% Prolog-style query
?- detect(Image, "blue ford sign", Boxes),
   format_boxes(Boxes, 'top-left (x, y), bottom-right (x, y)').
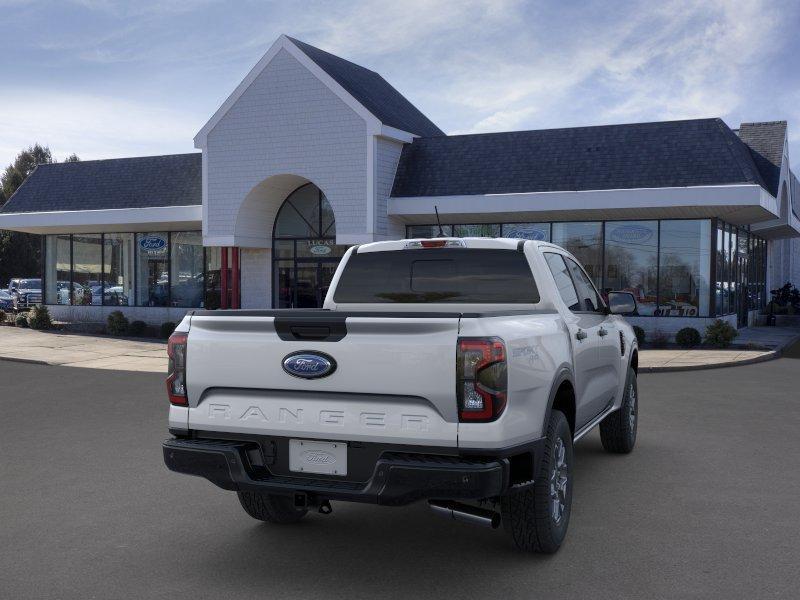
top-left (610, 224), bottom-right (654, 244)
top-left (138, 235), bottom-right (167, 252)
top-left (282, 351), bottom-right (336, 379)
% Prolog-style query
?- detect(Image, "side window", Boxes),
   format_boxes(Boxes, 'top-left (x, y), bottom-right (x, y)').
top-left (544, 253), bottom-right (580, 311)
top-left (564, 257), bottom-right (604, 313)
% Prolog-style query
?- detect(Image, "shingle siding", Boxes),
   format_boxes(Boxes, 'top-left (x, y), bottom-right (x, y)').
top-left (204, 48), bottom-right (368, 239)
top-left (375, 137), bottom-right (404, 237)
top-left (1, 153), bottom-right (201, 213)
top-left (392, 118), bottom-right (768, 198)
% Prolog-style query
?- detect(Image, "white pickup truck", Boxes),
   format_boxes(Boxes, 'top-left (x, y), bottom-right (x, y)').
top-left (163, 237), bottom-right (639, 553)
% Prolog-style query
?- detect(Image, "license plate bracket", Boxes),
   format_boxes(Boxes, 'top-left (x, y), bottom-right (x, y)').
top-left (289, 439), bottom-right (347, 476)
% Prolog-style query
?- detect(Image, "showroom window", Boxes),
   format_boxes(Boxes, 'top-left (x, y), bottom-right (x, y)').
top-left (44, 231), bottom-right (224, 310)
top-left (71, 234), bottom-right (102, 305)
top-left (136, 232), bottom-right (170, 307)
top-left (551, 222), bottom-right (603, 289)
top-left (604, 221), bottom-right (658, 315)
top-left (503, 223), bottom-right (551, 241)
top-left (170, 231), bottom-right (204, 308)
top-left (658, 220), bottom-right (711, 317)
top-left (44, 234), bottom-right (72, 305)
top-left (103, 233), bottom-right (134, 306)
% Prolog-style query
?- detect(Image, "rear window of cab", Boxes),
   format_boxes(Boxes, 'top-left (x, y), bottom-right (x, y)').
top-left (333, 248), bottom-right (540, 304)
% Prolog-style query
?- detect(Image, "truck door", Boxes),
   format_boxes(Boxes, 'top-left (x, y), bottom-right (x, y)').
top-left (561, 257), bottom-right (620, 424)
top-left (544, 253), bottom-right (604, 429)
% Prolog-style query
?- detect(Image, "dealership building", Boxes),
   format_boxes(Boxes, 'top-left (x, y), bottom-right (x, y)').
top-left (1, 35), bottom-right (798, 333)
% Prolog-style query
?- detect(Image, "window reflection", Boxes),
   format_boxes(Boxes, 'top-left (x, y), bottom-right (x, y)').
top-left (503, 223), bottom-right (550, 241)
top-left (170, 232), bottom-right (203, 308)
top-left (44, 234), bottom-right (71, 305)
top-left (136, 232), bottom-right (169, 307)
top-left (658, 220), bottom-right (711, 317)
top-left (71, 235), bottom-right (103, 305)
top-left (103, 233), bottom-right (134, 306)
top-left (551, 222), bottom-right (602, 289)
top-left (603, 221), bottom-right (658, 315)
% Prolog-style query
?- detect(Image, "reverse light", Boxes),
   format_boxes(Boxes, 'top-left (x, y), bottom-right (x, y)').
top-left (456, 337), bottom-right (507, 422)
top-left (166, 331), bottom-right (188, 406)
top-left (405, 239), bottom-right (466, 249)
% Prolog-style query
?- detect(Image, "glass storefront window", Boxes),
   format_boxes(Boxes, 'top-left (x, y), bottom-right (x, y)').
top-left (604, 221), bottom-right (658, 315)
top-left (722, 225), bottom-right (731, 314)
top-left (136, 232), bottom-right (169, 307)
top-left (170, 231), bottom-right (203, 308)
top-left (103, 233), bottom-right (134, 306)
top-left (715, 221), bottom-right (724, 316)
top-left (407, 225), bottom-right (453, 237)
top-left (44, 234), bottom-right (71, 305)
top-left (503, 223), bottom-right (551, 241)
top-left (552, 222), bottom-right (602, 288)
top-left (71, 234), bottom-right (102, 305)
top-left (658, 220), bottom-right (711, 317)
top-left (453, 224), bottom-right (501, 237)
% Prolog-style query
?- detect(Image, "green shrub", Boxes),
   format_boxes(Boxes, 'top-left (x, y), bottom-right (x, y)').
top-left (27, 305), bottom-right (52, 330)
top-left (675, 327), bottom-right (701, 349)
top-left (650, 328), bottom-right (670, 348)
top-left (128, 320), bottom-right (147, 336)
top-left (160, 322), bottom-right (176, 339)
top-left (107, 310), bottom-right (129, 336)
top-left (0, 310), bottom-right (6, 325)
top-left (705, 319), bottom-right (738, 348)
top-left (15, 313), bottom-right (29, 328)
top-left (632, 325), bottom-right (646, 346)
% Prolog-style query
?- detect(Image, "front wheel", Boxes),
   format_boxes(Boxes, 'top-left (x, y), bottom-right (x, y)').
top-left (500, 409), bottom-right (573, 553)
top-left (599, 367), bottom-right (638, 453)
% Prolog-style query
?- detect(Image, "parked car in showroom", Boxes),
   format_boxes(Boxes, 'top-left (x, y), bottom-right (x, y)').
top-left (8, 278), bottom-right (42, 311)
top-left (163, 237), bottom-right (640, 554)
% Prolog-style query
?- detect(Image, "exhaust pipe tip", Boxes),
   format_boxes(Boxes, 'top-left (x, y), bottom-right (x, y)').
top-left (429, 500), bottom-right (501, 529)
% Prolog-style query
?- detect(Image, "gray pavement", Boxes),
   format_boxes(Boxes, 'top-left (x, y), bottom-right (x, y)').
top-left (1, 346), bottom-right (800, 599)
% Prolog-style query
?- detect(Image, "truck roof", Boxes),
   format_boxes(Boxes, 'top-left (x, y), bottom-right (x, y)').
top-left (356, 237), bottom-right (552, 253)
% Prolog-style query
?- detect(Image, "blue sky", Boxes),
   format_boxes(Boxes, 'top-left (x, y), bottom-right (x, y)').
top-left (1, 0), bottom-right (799, 169)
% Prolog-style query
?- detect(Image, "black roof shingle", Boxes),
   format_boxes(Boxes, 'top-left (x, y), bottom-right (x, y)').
top-left (288, 37), bottom-right (443, 138)
top-left (735, 121), bottom-right (787, 196)
top-left (391, 118), bottom-right (768, 197)
top-left (0, 153), bottom-right (201, 214)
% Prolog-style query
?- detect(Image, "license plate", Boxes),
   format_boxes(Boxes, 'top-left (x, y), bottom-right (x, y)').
top-left (289, 439), bottom-right (347, 476)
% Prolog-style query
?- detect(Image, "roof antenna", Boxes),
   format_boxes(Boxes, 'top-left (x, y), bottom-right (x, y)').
top-left (434, 205), bottom-right (445, 237)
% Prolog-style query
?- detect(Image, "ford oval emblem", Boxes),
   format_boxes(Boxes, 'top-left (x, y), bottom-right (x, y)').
top-left (282, 351), bottom-right (336, 379)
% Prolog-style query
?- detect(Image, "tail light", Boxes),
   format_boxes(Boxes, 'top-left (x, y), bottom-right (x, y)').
top-left (456, 337), bottom-right (507, 422)
top-left (166, 332), bottom-right (188, 406)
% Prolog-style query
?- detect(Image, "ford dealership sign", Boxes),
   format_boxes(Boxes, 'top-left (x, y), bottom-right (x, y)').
top-left (138, 235), bottom-right (167, 252)
top-left (610, 224), bottom-right (654, 244)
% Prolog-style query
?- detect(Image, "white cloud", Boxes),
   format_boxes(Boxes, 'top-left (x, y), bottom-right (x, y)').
top-left (0, 90), bottom-right (199, 166)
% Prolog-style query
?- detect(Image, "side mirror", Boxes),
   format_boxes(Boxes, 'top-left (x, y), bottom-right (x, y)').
top-left (608, 291), bottom-right (637, 315)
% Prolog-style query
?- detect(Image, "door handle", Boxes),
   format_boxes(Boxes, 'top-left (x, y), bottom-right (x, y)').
top-left (598, 327), bottom-right (608, 337)
top-left (576, 329), bottom-right (587, 341)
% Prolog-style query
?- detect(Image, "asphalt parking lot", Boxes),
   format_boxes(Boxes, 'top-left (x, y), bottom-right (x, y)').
top-left (2, 345), bottom-right (800, 600)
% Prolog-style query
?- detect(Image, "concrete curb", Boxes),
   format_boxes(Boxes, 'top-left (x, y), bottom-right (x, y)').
top-left (0, 355), bottom-right (51, 366)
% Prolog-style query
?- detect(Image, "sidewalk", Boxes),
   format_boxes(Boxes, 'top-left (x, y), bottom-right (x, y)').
top-left (0, 327), bottom-right (167, 372)
top-left (1, 325), bottom-right (799, 374)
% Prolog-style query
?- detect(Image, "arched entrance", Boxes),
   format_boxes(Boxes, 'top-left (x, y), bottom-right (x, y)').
top-left (272, 183), bottom-right (348, 307)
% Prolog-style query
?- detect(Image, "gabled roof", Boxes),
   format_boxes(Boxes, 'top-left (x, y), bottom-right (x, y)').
top-left (391, 118), bottom-right (768, 198)
top-left (735, 121), bottom-right (787, 196)
top-left (0, 153), bottom-right (201, 214)
top-left (286, 37), bottom-right (443, 138)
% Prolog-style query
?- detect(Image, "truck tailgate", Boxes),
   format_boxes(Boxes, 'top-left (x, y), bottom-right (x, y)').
top-left (185, 312), bottom-right (460, 446)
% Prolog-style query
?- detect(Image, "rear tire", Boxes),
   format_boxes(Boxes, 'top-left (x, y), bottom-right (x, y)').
top-left (500, 409), bottom-right (573, 553)
top-left (237, 491), bottom-right (308, 524)
top-left (599, 367), bottom-right (638, 454)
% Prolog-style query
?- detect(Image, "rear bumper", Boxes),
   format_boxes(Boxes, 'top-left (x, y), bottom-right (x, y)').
top-left (163, 437), bottom-right (541, 506)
